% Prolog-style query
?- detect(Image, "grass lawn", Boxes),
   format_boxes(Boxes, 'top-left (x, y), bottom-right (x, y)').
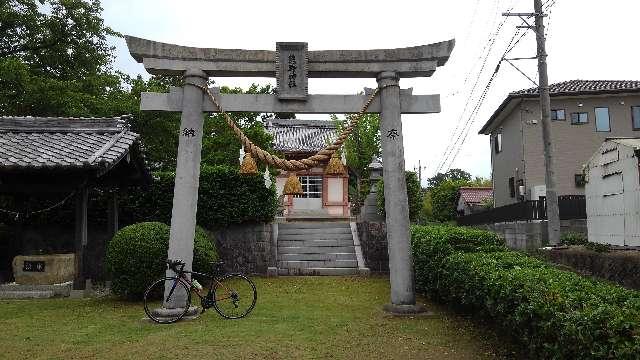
top-left (1, 276), bottom-right (517, 359)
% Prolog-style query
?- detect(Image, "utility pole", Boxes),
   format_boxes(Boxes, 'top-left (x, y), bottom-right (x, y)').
top-left (503, 0), bottom-right (560, 245)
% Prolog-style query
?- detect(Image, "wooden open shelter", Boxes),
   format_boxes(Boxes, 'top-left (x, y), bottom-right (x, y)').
top-left (0, 116), bottom-right (148, 289)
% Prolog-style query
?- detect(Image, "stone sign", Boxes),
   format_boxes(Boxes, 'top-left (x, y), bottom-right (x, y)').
top-left (276, 42), bottom-right (308, 100)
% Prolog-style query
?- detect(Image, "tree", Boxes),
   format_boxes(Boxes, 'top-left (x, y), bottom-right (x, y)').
top-left (430, 179), bottom-right (470, 222)
top-left (332, 113), bottom-right (381, 213)
top-left (0, 0), bottom-right (128, 117)
top-left (427, 168), bottom-right (472, 189)
top-left (376, 171), bottom-right (422, 223)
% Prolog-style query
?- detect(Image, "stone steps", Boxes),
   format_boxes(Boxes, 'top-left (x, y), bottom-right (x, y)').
top-left (278, 233), bottom-right (353, 241)
top-left (277, 221), bottom-right (358, 276)
top-left (0, 290), bottom-right (55, 299)
top-left (278, 260), bottom-right (357, 269)
top-left (279, 246), bottom-right (355, 254)
top-left (279, 239), bottom-right (354, 247)
top-left (0, 282), bottom-right (72, 298)
top-left (278, 267), bottom-right (359, 276)
top-left (278, 253), bottom-right (356, 261)
top-left (278, 228), bottom-right (352, 235)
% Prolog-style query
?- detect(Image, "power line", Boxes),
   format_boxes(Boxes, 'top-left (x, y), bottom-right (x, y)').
top-left (434, 3), bottom-right (515, 174)
top-left (436, 0), bottom-right (559, 173)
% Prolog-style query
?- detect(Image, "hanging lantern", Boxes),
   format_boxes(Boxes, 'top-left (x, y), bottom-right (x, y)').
top-left (283, 173), bottom-right (303, 195)
top-left (324, 152), bottom-right (346, 175)
top-left (240, 152), bottom-right (258, 175)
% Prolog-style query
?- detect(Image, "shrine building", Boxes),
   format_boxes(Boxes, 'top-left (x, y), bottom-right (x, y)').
top-left (266, 119), bottom-right (349, 218)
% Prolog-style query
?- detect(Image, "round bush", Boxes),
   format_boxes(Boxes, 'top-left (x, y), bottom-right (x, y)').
top-left (106, 222), bottom-right (217, 299)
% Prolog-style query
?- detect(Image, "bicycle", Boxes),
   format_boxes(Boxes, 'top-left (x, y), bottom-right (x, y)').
top-left (143, 259), bottom-right (257, 324)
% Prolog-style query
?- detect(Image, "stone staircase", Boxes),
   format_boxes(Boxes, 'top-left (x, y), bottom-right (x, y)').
top-left (277, 222), bottom-right (360, 275)
top-left (0, 282), bottom-right (72, 299)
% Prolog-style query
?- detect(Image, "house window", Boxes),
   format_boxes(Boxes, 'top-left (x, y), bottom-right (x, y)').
top-left (494, 132), bottom-right (502, 154)
top-left (575, 174), bottom-right (586, 187)
top-left (571, 112), bottom-right (588, 125)
top-left (595, 107), bottom-right (610, 132)
top-left (508, 177), bottom-right (515, 198)
top-left (551, 109), bottom-right (565, 121)
top-left (294, 175), bottom-right (323, 198)
top-left (632, 106), bottom-right (640, 130)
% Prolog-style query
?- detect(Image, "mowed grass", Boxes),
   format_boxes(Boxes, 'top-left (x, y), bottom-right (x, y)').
top-left (1, 276), bottom-right (516, 359)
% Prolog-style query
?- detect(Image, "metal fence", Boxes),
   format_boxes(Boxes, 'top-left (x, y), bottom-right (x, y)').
top-left (457, 195), bottom-right (586, 226)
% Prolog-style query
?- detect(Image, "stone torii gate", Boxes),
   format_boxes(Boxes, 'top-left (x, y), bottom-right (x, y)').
top-left (125, 36), bottom-right (454, 313)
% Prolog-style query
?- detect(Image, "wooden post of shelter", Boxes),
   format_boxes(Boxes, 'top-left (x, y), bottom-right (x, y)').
top-left (125, 36), bottom-right (454, 314)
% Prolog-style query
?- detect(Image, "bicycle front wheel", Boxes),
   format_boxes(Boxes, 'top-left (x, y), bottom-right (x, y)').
top-left (143, 277), bottom-right (192, 324)
top-left (213, 274), bottom-right (257, 319)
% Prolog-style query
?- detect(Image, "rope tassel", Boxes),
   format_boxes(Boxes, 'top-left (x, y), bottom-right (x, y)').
top-left (283, 173), bottom-right (303, 196)
top-left (240, 152), bottom-right (258, 175)
top-left (324, 153), bottom-right (346, 175)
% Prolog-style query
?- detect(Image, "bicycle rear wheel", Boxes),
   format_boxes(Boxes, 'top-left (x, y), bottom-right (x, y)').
top-left (143, 277), bottom-right (192, 324)
top-left (212, 274), bottom-right (257, 319)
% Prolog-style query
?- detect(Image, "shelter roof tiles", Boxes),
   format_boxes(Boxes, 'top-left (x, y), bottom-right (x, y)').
top-left (0, 116), bottom-right (140, 172)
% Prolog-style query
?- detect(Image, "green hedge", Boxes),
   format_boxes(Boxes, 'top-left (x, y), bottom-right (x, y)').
top-left (105, 222), bottom-right (217, 300)
top-left (119, 165), bottom-right (277, 229)
top-left (411, 225), bottom-right (640, 359)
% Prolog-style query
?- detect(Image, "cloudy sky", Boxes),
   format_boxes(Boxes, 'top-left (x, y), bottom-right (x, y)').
top-left (101, 0), bottom-right (640, 185)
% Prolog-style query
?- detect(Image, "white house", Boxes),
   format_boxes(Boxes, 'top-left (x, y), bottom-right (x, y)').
top-left (584, 138), bottom-right (640, 246)
top-left (266, 119), bottom-right (349, 218)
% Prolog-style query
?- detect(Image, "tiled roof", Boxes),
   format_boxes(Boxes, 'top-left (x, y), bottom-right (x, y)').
top-left (458, 187), bottom-right (493, 205)
top-left (479, 80), bottom-right (640, 134)
top-left (0, 116), bottom-right (140, 172)
top-left (266, 119), bottom-right (338, 153)
top-left (511, 80), bottom-right (640, 96)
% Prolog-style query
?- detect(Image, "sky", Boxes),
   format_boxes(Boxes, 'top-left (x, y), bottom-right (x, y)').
top-left (101, 0), bottom-right (640, 185)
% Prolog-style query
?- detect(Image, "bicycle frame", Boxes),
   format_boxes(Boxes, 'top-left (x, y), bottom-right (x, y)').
top-left (167, 268), bottom-right (234, 304)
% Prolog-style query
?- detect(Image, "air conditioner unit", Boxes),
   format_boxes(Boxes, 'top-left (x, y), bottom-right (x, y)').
top-left (530, 185), bottom-right (546, 200)
top-left (518, 185), bottom-right (526, 196)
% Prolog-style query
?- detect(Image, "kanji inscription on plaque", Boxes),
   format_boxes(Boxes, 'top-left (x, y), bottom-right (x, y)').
top-left (276, 42), bottom-right (308, 100)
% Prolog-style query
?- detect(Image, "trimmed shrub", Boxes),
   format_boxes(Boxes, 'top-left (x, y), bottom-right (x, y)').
top-left (119, 165), bottom-right (277, 229)
top-left (106, 222), bottom-right (217, 300)
top-left (411, 225), bottom-right (640, 359)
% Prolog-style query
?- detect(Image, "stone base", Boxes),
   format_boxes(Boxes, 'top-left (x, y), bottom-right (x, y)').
top-left (382, 303), bottom-right (433, 316)
top-left (267, 267), bottom-right (278, 277)
top-left (146, 306), bottom-right (200, 322)
top-left (358, 267), bottom-right (371, 276)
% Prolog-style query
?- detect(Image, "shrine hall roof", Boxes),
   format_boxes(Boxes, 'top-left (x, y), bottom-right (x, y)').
top-left (0, 116), bottom-right (140, 173)
top-left (266, 119), bottom-right (338, 153)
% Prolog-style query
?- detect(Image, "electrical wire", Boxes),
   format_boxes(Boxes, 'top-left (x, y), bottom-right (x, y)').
top-left (434, 2), bottom-right (516, 174)
top-left (438, 0), bottom-right (559, 173)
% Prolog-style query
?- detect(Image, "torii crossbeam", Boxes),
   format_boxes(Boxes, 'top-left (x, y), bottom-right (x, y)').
top-left (126, 36), bottom-right (454, 316)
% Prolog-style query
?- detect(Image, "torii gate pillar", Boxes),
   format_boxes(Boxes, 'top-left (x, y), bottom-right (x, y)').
top-left (164, 69), bottom-right (207, 309)
top-left (377, 72), bottom-right (417, 309)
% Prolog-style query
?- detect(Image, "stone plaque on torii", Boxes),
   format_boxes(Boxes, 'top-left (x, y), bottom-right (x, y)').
top-left (125, 36), bottom-right (454, 314)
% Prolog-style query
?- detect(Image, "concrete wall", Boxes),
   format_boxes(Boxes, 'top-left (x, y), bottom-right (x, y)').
top-left (489, 94), bottom-right (640, 207)
top-left (356, 222), bottom-right (388, 273)
top-left (476, 219), bottom-right (588, 250)
top-left (211, 223), bottom-right (275, 275)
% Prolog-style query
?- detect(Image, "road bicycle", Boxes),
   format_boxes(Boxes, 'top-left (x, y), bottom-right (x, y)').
top-left (143, 259), bottom-right (257, 324)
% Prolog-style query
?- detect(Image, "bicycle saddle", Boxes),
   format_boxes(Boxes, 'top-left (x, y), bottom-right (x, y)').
top-left (166, 259), bottom-right (185, 270)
